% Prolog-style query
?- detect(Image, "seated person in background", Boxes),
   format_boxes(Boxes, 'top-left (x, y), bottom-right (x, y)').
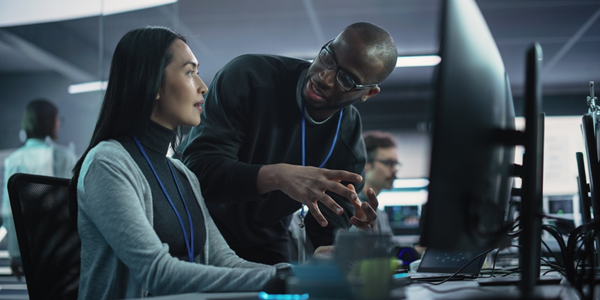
top-left (2, 98), bottom-right (77, 280)
top-left (69, 26), bottom-right (299, 299)
top-left (178, 22), bottom-right (397, 264)
top-left (361, 131), bottom-right (400, 235)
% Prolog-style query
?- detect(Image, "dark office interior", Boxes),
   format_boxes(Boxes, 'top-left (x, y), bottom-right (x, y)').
top-left (0, 0), bottom-right (599, 299)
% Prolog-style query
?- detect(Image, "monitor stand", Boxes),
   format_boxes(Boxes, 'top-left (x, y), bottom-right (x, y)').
top-left (465, 43), bottom-right (558, 300)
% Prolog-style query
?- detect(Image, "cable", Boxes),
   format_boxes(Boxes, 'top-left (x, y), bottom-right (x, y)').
top-left (541, 223), bottom-right (568, 267)
top-left (540, 239), bottom-right (563, 270)
top-left (563, 219), bottom-right (600, 300)
top-left (489, 245), bottom-right (521, 278)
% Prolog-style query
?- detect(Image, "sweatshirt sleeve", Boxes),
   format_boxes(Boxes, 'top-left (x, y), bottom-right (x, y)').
top-left (180, 55), bottom-right (266, 204)
top-left (203, 205), bottom-right (275, 269)
top-left (204, 217), bottom-right (292, 272)
top-left (78, 147), bottom-right (276, 295)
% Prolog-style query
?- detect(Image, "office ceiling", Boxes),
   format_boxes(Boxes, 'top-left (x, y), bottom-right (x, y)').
top-left (0, 0), bottom-right (599, 131)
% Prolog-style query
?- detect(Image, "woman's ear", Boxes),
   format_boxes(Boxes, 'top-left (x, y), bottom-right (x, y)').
top-left (155, 93), bottom-right (160, 100)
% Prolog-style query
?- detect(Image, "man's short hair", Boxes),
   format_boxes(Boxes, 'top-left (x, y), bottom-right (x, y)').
top-left (363, 131), bottom-right (396, 162)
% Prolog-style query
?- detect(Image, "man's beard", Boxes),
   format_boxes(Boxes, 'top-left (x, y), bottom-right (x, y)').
top-left (385, 177), bottom-right (397, 189)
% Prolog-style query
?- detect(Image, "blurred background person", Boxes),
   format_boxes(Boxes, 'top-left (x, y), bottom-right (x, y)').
top-left (361, 130), bottom-right (401, 235)
top-left (1, 98), bottom-right (77, 280)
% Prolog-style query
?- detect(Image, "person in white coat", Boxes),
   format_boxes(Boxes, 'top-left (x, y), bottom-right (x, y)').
top-left (2, 98), bottom-right (77, 279)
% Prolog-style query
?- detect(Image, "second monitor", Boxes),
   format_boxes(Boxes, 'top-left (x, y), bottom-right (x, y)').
top-left (419, 0), bottom-right (516, 251)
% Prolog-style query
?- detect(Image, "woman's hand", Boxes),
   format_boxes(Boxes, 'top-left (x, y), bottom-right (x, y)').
top-left (313, 245), bottom-right (335, 260)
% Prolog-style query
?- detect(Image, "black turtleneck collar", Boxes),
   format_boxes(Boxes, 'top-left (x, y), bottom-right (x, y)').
top-left (116, 120), bottom-right (206, 262)
top-left (135, 121), bottom-right (176, 156)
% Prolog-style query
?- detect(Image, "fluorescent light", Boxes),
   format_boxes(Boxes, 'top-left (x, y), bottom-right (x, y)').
top-left (393, 178), bottom-right (430, 189)
top-left (68, 81), bottom-right (107, 94)
top-left (103, 0), bottom-right (177, 16)
top-left (396, 55), bottom-right (441, 67)
top-left (0, 0), bottom-right (177, 27)
top-left (309, 55), bottom-right (441, 68)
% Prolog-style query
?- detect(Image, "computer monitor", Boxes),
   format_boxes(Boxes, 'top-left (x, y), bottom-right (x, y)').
top-left (419, 0), bottom-right (516, 251)
top-left (576, 151), bottom-right (592, 224)
top-left (418, 0), bottom-right (546, 296)
top-left (384, 205), bottom-right (420, 235)
top-left (581, 114), bottom-right (600, 224)
top-left (377, 180), bottom-right (428, 236)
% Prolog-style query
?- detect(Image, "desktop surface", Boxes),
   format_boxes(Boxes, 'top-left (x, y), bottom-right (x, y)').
top-left (124, 292), bottom-right (260, 300)
top-left (127, 279), bottom-right (577, 300)
top-left (404, 278), bottom-right (577, 300)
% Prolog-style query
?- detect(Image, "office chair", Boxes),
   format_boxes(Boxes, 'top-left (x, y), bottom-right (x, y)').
top-left (7, 173), bottom-right (80, 300)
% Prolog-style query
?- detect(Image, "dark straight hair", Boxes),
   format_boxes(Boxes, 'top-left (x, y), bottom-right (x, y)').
top-left (22, 98), bottom-right (58, 140)
top-left (69, 26), bottom-right (185, 219)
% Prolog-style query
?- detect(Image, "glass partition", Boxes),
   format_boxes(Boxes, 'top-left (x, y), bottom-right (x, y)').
top-left (0, 3), bottom-right (179, 238)
top-left (0, 1), bottom-right (179, 155)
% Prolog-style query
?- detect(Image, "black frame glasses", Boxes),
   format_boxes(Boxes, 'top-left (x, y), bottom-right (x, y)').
top-left (374, 159), bottom-right (402, 169)
top-left (317, 40), bottom-right (379, 91)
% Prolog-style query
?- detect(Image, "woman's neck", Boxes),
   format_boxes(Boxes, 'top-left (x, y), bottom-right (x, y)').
top-left (135, 121), bottom-right (176, 155)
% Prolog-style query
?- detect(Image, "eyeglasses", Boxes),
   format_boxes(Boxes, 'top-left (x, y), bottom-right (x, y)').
top-left (317, 40), bottom-right (379, 91)
top-left (374, 159), bottom-right (402, 169)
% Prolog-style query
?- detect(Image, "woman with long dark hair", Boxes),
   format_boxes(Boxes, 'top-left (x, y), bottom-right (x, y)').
top-left (70, 26), bottom-right (287, 299)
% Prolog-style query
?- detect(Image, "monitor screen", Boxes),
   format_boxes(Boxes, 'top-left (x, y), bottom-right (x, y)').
top-left (385, 205), bottom-right (420, 235)
top-left (377, 180), bottom-right (428, 236)
top-left (419, 0), bottom-right (516, 251)
top-left (547, 197), bottom-right (574, 215)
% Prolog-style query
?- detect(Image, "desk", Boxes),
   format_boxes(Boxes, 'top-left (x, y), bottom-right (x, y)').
top-left (403, 280), bottom-right (579, 300)
top-left (128, 282), bottom-right (578, 300)
top-left (126, 292), bottom-right (259, 300)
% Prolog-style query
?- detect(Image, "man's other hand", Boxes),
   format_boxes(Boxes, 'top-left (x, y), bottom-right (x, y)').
top-left (348, 185), bottom-right (378, 233)
top-left (257, 164), bottom-right (363, 227)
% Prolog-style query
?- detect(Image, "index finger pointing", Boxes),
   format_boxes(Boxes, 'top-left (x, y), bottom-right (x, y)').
top-left (366, 188), bottom-right (379, 211)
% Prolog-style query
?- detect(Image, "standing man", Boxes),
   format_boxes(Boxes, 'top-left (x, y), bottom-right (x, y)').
top-left (361, 131), bottom-right (401, 235)
top-left (180, 22), bottom-right (397, 264)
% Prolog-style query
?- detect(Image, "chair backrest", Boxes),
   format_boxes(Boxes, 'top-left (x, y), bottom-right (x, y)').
top-left (7, 173), bottom-right (80, 300)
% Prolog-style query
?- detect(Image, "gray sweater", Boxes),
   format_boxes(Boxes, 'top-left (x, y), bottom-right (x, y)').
top-left (77, 140), bottom-right (283, 299)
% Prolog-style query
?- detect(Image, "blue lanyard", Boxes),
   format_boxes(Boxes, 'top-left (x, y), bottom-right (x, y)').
top-left (300, 101), bottom-right (343, 218)
top-left (134, 136), bottom-right (195, 263)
